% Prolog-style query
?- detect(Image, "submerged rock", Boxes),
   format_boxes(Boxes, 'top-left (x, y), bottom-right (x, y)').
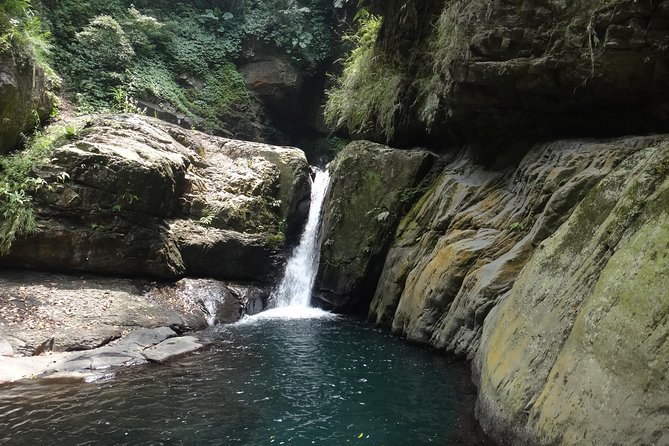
top-left (315, 140), bottom-right (435, 312)
top-left (0, 114), bottom-right (311, 282)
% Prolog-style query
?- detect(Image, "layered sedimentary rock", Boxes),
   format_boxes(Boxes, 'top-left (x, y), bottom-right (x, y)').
top-left (321, 136), bottom-right (669, 445)
top-left (0, 114), bottom-right (311, 282)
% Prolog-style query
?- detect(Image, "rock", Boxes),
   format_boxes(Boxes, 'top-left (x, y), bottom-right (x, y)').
top-left (113, 327), bottom-right (177, 352)
top-left (475, 142), bottom-right (669, 446)
top-left (4, 218), bottom-right (185, 279)
top-left (57, 347), bottom-right (146, 372)
top-left (0, 114), bottom-right (311, 282)
top-left (369, 135), bottom-right (658, 356)
top-left (171, 222), bottom-right (282, 282)
top-left (142, 336), bottom-right (203, 364)
top-left (240, 56), bottom-right (302, 113)
top-left (0, 269), bottom-right (208, 357)
top-left (357, 0), bottom-right (669, 145)
top-left (0, 337), bottom-right (13, 356)
top-left (164, 278), bottom-right (269, 325)
top-left (315, 140), bottom-right (436, 312)
top-left (0, 45), bottom-right (55, 153)
top-left (51, 327), bottom-right (123, 353)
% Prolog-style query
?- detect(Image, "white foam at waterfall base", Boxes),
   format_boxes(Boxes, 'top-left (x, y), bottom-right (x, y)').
top-left (240, 169), bottom-right (332, 324)
top-left (236, 306), bottom-right (336, 325)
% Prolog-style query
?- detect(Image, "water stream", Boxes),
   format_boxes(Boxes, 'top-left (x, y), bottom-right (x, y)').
top-left (272, 168), bottom-right (330, 309)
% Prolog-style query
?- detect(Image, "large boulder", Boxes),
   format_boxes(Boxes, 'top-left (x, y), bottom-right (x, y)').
top-left (475, 141), bottom-right (669, 445)
top-left (0, 114), bottom-right (311, 282)
top-left (0, 46), bottom-right (55, 153)
top-left (314, 140), bottom-right (435, 312)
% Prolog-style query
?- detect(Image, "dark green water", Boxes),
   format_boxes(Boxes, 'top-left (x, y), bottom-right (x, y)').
top-left (0, 314), bottom-right (491, 445)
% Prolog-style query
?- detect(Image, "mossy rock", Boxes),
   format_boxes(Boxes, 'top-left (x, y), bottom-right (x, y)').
top-left (315, 140), bottom-right (435, 312)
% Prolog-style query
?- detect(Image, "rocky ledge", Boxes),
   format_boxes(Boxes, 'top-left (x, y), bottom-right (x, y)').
top-left (0, 269), bottom-right (268, 383)
top-left (0, 114), bottom-right (311, 282)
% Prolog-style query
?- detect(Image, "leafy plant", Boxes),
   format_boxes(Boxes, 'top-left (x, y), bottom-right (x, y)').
top-left (324, 12), bottom-right (403, 141)
top-left (0, 0), bottom-right (58, 82)
top-left (0, 127), bottom-right (66, 254)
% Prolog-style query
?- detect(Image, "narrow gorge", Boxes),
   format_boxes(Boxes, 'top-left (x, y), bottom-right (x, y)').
top-left (1, 0), bottom-right (667, 445)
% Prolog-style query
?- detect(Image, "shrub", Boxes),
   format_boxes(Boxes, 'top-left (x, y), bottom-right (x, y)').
top-left (0, 126), bottom-right (71, 254)
top-left (0, 0), bottom-right (58, 82)
top-left (66, 15), bottom-right (135, 107)
top-left (324, 13), bottom-right (403, 141)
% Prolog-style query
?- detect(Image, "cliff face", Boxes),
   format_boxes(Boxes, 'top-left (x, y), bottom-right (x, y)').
top-left (475, 141), bottom-right (669, 445)
top-left (333, 0), bottom-right (669, 146)
top-left (318, 0), bottom-right (669, 444)
top-left (321, 137), bottom-right (669, 445)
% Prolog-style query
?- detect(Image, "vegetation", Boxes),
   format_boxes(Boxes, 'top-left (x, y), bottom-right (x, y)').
top-left (324, 12), bottom-right (403, 141)
top-left (36, 0), bottom-right (337, 119)
top-left (0, 0), bottom-right (58, 81)
top-left (0, 126), bottom-right (74, 254)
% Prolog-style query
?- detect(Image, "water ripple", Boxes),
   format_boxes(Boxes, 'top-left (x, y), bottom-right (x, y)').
top-left (0, 317), bottom-right (491, 446)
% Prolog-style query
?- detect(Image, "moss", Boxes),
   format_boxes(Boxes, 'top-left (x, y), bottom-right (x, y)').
top-left (265, 232), bottom-right (286, 248)
top-left (397, 177), bottom-right (440, 234)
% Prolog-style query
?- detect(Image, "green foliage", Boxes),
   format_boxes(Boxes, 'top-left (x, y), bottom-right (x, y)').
top-left (129, 59), bottom-right (195, 117)
top-left (38, 0), bottom-right (337, 121)
top-left (66, 15), bottom-right (135, 108)
top-left (0, 127), bottom-right (68, 254)
top-left (195, 63), bottom-right (251, 130)
top-left (0, 0), bottom-right (59, 83)
top-left (324, 13), bottom-right (402, 141)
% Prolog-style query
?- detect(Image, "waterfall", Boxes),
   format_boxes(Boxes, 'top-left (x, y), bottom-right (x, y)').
top-left (272, 168), bottom-right (330, 308)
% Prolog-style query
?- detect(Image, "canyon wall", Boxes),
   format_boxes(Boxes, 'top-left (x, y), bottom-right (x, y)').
top-left (318, 0), bottom-right (669, 443)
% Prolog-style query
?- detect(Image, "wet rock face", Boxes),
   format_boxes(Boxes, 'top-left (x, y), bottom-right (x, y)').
top-left (0, 48), bottom-right (55, 154)
top-left (475, 142), bottom-right (669, 446)
top-left (163, 278), bottom-right (269, 325)
top-left (368, 135), bottom-right (663, 357)
top-left (315, 140), bottom-right (436, 313)
top-left (0, 114), bottom-right (311, 282)
top-left (372, 0), bottom-right (669, 145)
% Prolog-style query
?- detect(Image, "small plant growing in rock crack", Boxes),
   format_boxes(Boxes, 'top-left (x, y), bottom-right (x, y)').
top-left (119, 191), bottom-right (141, 204)
top-left (508, 221), bottom-right (525, 232)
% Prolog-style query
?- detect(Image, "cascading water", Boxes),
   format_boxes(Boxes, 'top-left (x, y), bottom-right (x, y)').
top-left (271, 168), bottom-right (330, 309)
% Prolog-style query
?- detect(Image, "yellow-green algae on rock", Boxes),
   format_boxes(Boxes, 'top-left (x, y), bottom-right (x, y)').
top-left (476, 143), bottom-right (669, 445)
